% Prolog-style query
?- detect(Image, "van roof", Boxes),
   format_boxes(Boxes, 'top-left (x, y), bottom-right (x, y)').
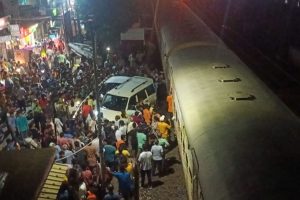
top-left (105, 76), bottom-right (131, 84)
top-left (107, 76), bottom-right (153, 97)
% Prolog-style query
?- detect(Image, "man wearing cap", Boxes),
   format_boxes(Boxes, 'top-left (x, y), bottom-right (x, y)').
top-left (62, 144), bottom-right (74, 165)
top-left (157, 115), bottom-right (171, 139)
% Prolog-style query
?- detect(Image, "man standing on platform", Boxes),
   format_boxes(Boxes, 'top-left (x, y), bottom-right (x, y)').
top-left (138, 144), bottom-right (152, 188)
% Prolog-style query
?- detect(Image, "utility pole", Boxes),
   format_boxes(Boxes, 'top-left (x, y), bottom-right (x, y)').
top-left (92, 23), bottom-right (105, 183)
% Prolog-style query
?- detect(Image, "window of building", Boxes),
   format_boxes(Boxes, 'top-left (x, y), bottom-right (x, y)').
top-left (18, 0), bottom-right (28, 5)
top-left (0, 2), bottom-right (4, 16)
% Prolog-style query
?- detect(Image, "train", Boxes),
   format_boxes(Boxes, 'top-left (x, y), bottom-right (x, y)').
top-left (154, 0), bottom-right (300, 199)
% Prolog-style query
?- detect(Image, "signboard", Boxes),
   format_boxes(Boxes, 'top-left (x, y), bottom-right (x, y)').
top-left (0, 43), bottom-right (7, 59)
top-left (0, 16), bottom-right (10, 31)
top-left (0, 35), bottom-right (11, 43)
top-left (121, 28), bottom-right (144, 41)
top-left (10, 24), bottom-right (20, 37)
top-left (14, 49), bottom-right (32, 64)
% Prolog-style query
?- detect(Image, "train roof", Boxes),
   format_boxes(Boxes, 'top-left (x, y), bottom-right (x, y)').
top-left (168, 45), bottom-right (300, 199)
top-left (156, 0), bottom-right (224, 57)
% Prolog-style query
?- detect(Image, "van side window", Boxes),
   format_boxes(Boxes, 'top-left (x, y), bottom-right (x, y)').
top-left (137, 89), bottom-right (147, 101)
top-left (145, 84), bottom-right (155, 96)
top-left (128, 96), bottom-right (137, 110)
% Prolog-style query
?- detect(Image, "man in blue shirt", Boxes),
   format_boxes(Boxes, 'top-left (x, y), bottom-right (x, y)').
top-left (111, 165), bottom-right (133, 200)
top-left (15, 111), bottom-right (29, 140)
top-left (103, 139), bottom-right (117, 171)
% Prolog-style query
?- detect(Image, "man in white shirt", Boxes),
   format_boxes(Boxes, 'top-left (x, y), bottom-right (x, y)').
top-left (118, 120), bottom-right (127, 136)
top-left (151, 140), bottom-right (164, 176)
top-left (115, 129), bottom-right (123, 141)
top-left (88, 116), bottom-right (97, 136)
top-left (138, 144), bottom-right (152, 188)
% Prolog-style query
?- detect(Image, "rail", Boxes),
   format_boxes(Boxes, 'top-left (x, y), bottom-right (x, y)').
top-left (55, 139), bottom-right (94, 162)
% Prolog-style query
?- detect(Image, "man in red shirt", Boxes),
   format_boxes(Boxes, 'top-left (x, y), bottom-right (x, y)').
top-left (82, 101), bottom-right (91, 131)
top-left (39, 94), bottom-right (48, 112)
top-left (82, 101), bottom-right (92, 118)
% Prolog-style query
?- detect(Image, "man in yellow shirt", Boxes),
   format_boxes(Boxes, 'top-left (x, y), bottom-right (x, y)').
top-left (87, 95), bottom-right (95, 109)
top-left (157, 115), bottom-right (171, 139)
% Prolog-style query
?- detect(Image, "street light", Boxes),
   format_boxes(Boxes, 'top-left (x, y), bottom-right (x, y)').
top-left (106, 46), bottom-right (110, 62)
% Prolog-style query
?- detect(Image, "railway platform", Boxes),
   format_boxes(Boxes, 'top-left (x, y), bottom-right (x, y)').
top-left (139, 145), bottom-right (187, 200)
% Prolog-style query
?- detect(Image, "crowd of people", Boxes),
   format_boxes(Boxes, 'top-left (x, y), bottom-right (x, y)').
top-left (54, 92), bottom-right (174, 200)
top-left (0, 38), bottom-right (174, 200)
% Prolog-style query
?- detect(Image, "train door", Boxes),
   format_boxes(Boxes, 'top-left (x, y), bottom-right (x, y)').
top-left (192, 149), bottom-right (203, 200)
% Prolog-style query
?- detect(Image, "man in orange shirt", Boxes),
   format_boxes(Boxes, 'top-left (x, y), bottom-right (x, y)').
top-left (143, 104), bottom-right (152, 125)
top-left (166, 92), bottom-right (173, 122)
top-left (166, 93), bottom-right (173, 113)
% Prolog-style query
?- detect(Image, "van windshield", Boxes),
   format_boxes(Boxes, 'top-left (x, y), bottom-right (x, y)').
top-left (102, 94), bottom-right (128, 111)
top-left (99, 83), bottom-right (120, 96)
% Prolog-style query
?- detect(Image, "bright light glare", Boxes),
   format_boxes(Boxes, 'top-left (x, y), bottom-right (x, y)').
top-left (106, 47), bottom-right (110, 51)
top-left (16, 68), bottom-right (21, 73)
top-left (75, 101), bottom-right (80, 106)
top-left (93, 110), bottom-right (98, 116)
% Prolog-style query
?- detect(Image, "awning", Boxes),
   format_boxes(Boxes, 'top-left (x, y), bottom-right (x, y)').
top-left (68, 42), bottom-right (93, 59)
top-left (0, 149), bottom-right (56, 200)
top-left (12, 16), bottom-right (51, 23)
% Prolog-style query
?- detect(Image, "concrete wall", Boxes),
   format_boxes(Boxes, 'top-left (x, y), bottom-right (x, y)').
top-left (0, 0), bottom-right (20, 17)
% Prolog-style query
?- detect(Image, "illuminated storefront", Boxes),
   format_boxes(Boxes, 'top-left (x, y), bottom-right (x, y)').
top-left (19, 23), bottom-right (38, 48)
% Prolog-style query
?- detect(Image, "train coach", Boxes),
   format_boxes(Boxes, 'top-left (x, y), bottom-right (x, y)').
top-left (154, 0), bottom-right (300, 199)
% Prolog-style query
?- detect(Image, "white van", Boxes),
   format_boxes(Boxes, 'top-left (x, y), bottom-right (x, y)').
top-left (100, 76), bottom-right (156, 121)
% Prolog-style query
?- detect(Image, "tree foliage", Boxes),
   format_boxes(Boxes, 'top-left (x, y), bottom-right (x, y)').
top-left (76, 0), bottom-right (137, 46)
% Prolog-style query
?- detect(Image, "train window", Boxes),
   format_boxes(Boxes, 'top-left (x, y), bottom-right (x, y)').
top-left (199, 188), bottom-right (204, 200)
top-left (189, 167), bottom-right (192, 181)
top-left (185, 153), bottom-right (188, 166)
top-left (181, 127), bottom-right (185, 143)
top-left (176, 112), bottom-right (180, 127)
top-left (180, 130), bottom-right (183, 142)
